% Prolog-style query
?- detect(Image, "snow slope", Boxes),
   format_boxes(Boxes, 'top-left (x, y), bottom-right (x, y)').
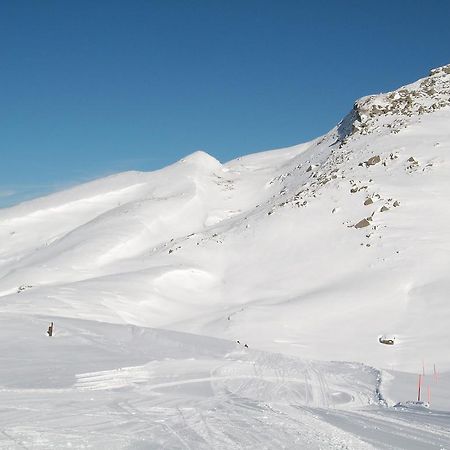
top-left (1, 64), bottom-right (450, 448)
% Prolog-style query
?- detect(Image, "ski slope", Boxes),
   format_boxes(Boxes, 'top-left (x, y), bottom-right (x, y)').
top-left (1, 316), bottom-right (450, 449)
top-left (1, 64), bottom-right (450, 448)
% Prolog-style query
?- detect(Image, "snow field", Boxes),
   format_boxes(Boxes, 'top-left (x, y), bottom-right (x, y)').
top-left (1, 65), bottom-right (450, 448)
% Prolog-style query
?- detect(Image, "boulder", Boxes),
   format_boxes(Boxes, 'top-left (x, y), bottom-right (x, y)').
top-left (354, 218), bottom-right (371, 229)
top-left (366, 155), bottom-right (381, 166)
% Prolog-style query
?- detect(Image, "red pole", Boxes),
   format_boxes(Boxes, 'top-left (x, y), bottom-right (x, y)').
top-left (427, 385), bottom-right (431, 405)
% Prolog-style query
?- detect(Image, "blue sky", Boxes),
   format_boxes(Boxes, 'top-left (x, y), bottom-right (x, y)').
top-left (1, 0), bottom-right (450, 207)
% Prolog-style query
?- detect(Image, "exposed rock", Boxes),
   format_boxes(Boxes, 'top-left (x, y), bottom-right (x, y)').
top-left (380, 206), bottom-right (389, 212)
top-left (393, 201), bottom-right (400, 207)
top-left (364, 198), bottom-right (373, 206)
top-left (430, 64), bottom-right (450, 76)
top-left (338, 64), bottom-right (450, 141)
top-left (365, 155), bottom-right (381, 166)
top-left (351, 184), bottom-right (368, 193)
top-left (354, 218), bottom-right (371, 229)
top-left (17, 285), bottom-right (33, 293)
top-left (406, 156), bottom-right (419, 170)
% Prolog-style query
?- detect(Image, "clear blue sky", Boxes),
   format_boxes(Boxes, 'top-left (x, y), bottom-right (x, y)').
top-left (1, 0), bottom-right (450, 207)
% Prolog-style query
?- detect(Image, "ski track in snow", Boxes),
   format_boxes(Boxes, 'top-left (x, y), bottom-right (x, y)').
top-left (0, 316), bottom-right (449, 449)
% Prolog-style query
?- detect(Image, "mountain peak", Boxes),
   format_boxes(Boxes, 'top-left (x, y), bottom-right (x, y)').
top-left (178, 150), bottom-right (222, 170)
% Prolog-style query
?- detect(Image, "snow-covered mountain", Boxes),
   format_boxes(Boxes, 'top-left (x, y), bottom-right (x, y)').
top-left (1, 65), bottom-right (450, 448)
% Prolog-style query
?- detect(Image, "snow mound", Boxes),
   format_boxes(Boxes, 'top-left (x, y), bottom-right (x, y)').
top-left (178, 150), bottom-right (222, 170)
top-left (394, 401), bottom-right (430, 410)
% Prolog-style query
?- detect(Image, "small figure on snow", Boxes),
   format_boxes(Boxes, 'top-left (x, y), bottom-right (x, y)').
top-left (47, 322), bottom-right (54, 337)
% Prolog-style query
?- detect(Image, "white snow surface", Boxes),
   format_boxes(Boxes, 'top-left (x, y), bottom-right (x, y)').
top-left (1, 65), bottom-right (450, 448)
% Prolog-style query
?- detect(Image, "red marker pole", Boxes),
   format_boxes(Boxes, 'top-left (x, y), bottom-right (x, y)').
top-left (427, 385), bottom-right (431, 405)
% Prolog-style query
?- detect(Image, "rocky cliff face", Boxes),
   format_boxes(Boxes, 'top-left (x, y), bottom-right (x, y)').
top-left (339, 64), bottom-right (450, 140)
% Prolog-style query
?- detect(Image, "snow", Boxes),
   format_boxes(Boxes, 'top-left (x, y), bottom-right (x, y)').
top-left (1, 64), bottom-right (450, 448)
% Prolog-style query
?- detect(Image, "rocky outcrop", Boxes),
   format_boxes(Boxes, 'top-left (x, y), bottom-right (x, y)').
top-left (365, 155), bottom-right (381, 167)
top-left (354, 218), bottom-right (371, 229)
top-left (338, 64), bottom-right (450, 141)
